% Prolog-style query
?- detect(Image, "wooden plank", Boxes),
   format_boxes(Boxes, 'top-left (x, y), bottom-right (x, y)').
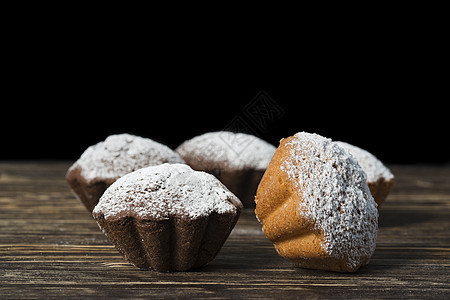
top-left (0, 162), bottom-right (449, 298)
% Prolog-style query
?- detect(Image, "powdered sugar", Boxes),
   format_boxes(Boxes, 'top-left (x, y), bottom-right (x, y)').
top-left (93, 163), bottom-right (242, 220)
top-left (335, 141), bottom-right (394, 182)
top-left (281, 132), bottom-right (378, 270)
top-left (69, 134), bottom-right (185, 181)
top-left (175, 131), bottom-right (276, 171)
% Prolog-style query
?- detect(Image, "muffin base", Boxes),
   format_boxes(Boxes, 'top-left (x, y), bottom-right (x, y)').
top-left (368, 178), bottom-right (394, 208)
top-left (93, 210), bottom-right (241, 272)
top-left (218, 169), bottom-right (265, 208)
top-left (66, 166), bottom-right (115, 212)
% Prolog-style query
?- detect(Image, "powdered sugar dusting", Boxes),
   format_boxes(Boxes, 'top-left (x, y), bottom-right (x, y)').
top-left (281, 132), bottom-right (378, 270)
top-left (69, 134), bottom-right (185, 181)
top-left (93, 163), bottom-right (242, 220)
top-left (176, 131), bottom-right (276, 171)
top-left (335, 141), bottom-right (394, 182)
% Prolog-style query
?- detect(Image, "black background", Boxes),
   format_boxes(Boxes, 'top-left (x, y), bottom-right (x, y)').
top-left (1, 21), bottom-right (448, 164)
top-left (2, 73), bottom-right (447, 164)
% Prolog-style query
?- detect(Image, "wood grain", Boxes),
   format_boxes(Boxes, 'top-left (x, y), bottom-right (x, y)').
top-left (0, 162), bottom-right (449, 298)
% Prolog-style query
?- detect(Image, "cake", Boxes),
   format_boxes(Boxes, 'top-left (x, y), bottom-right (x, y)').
top-left (66, 133), bottom-right (185, 212)
top-left (175, 131), bottom-right (276, 207)
top-left (92, 163), bottom-right (242, 272)
top-left (255, 132), bottom-right (378, 272)
top-left (335, 141), bottom-right (394, 207)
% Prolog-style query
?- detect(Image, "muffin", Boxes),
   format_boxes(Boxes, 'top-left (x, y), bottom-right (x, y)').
top-left (92, 163), bottom-right (242, 272)
top-left (255, 132), bottom-right (378, 273)
top-left (335, 141), bottom-right (394, 207)
top-left (175, 131), bottom-right (276, 207)
top-left (66, 133), bottom-right (185, 212)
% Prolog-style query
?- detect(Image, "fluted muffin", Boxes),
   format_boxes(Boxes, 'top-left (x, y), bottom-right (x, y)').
top-left (66, 133), bottom-right (185, 212)
top-left (255, 132), bottom-right (378, 273)
top-left (92, 163), bottom-right (242, 272)
top-left (176, 131), bottom-right (276, 207)
top-left (335, 141), bottom-right (394, 207)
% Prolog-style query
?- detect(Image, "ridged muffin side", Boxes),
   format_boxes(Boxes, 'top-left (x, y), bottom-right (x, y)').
top-left (255, 132), bottom-right (378, 273)
top-left (93, 163), bottom-right (242, 272)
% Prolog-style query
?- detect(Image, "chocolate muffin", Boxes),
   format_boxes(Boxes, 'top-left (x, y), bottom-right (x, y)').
top-left (92, 163), bottom-right (242, 272)
top-left (335, 141), bottom-right (394, 207)
top-left (66, 133), bottom-right (184, 212)
top-left (175, 131), bottom-right (276, 208)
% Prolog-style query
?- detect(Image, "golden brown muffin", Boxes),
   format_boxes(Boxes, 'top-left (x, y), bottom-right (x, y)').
top-left (255, 132), bottom-right (378, 273)
top-left (335, 141), bottom-right (394, 207)
top-left (92, 163), bottom-right (242, 272)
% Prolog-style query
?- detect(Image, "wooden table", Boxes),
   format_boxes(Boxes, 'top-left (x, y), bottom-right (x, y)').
top-left (1, 162), bottom-right (449, 299)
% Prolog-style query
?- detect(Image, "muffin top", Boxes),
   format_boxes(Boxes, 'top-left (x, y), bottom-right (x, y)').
top-left (335, 141), bottom-right (394, 182)
top-left (93, 163), bottom-right (242, 220)
top-left (175, 131), bottom-right (276, 171)
top-left (279, 132), bottom-right (378, 269)
top-left (69, 134), bottom-right (184, 181)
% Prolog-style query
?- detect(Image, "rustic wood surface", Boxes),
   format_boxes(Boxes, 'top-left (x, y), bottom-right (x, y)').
top-left (0, 162), bottom-right (449, 299)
